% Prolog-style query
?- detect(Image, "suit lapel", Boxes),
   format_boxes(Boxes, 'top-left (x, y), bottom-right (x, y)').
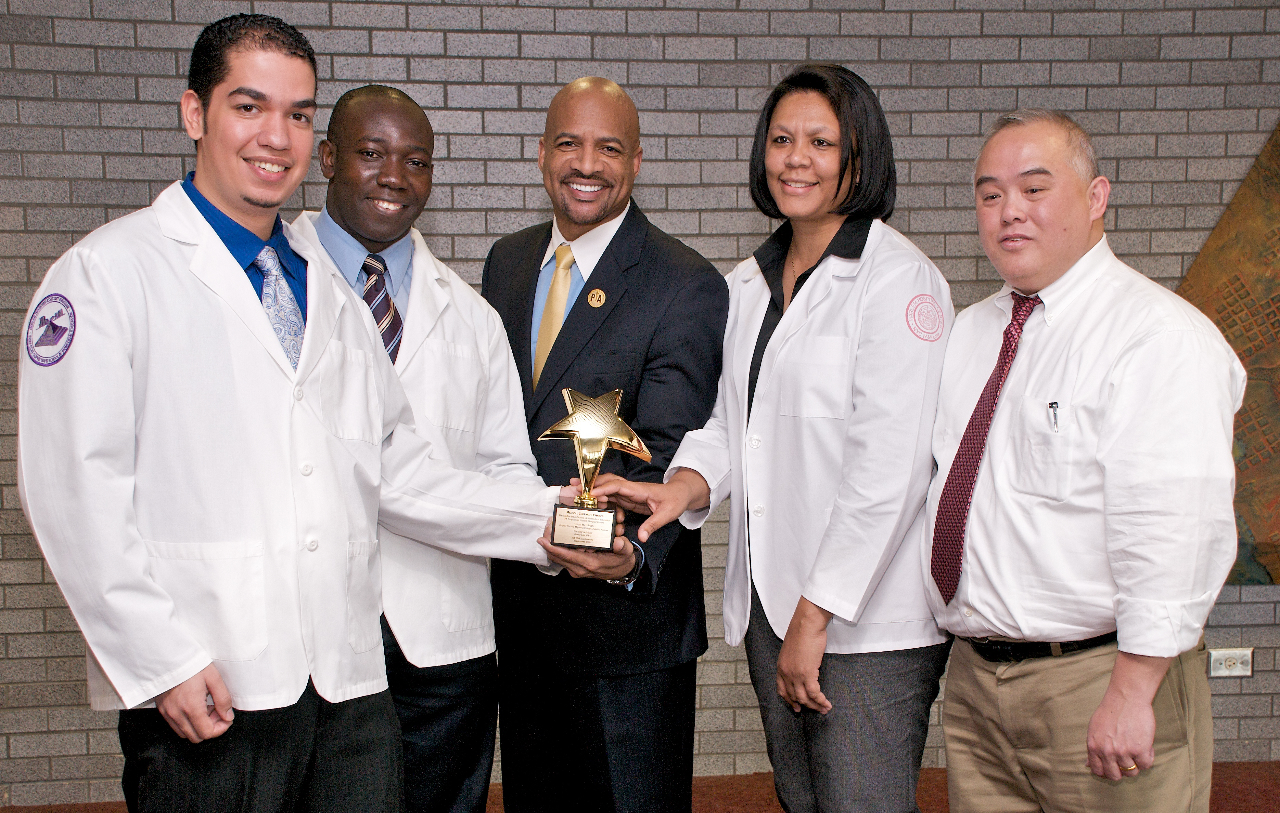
top-left (528, 206), bottom-right (645, 418)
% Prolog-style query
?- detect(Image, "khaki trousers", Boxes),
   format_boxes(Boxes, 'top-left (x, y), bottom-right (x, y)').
top-left (942, 638), bottom-right (1212, 813)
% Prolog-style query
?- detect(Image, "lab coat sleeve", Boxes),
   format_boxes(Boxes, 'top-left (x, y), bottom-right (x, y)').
top-left (375, 344), bottom-right (558, 566)
top-left (801, 258), bottom-right (954, 625)
top-left (1101, 327), bottom-right (1244, 657)
top-left (17, 246), bottom-right (211, 709)
top-left (667, 367), bottom-right (734, 530)
top-left (624, 268), bottom-right (729, 592)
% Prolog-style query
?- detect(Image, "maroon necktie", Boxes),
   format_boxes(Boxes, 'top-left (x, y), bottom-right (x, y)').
top-left (362, 253), bottom-right (403, 363)
top-left (931, 292), bottom-right (1042, 605)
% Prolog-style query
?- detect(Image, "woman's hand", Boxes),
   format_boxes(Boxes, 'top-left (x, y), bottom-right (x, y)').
top-left (591, 469), bottom-right (711, 542)
top-left (776, 597), bottom-right (835, 714)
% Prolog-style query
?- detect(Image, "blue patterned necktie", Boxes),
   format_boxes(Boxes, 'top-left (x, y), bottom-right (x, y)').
top-left (255, 245), bottom-right (304, 369)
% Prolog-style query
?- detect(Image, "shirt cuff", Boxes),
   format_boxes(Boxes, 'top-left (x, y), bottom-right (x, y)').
top-left (1114, 589), bottom-right (1220, 657)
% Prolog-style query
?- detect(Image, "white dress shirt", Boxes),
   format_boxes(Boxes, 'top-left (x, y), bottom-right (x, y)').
top-left (925, 237), bottom-right (1246, 658)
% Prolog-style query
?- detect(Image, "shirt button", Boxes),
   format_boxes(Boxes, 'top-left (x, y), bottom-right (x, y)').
top-left (300, 463), bottom-right (313, 476)
top-left (294, 387), bottom-right (304, 401)
top-left (749, 436), bottom-right (761, 449)
top-left (964, 608), bottom-right (973, 617)
top-left (306, 539), bottom-right (318, 552)
top-left (752, 506), bottom-right (764, 517)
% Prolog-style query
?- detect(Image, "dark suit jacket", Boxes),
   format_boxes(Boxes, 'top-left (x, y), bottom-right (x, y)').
top-left (482, 203), bottom-right (729, 677)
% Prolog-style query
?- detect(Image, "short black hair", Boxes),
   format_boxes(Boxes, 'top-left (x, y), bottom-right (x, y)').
top-left (188, 14), bottom-right (316, 108)
top-left (748, 64), bottom-right (896, 222)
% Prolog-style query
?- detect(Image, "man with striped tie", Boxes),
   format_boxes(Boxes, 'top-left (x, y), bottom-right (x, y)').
top-left (291, 84), bottom-right (543, 813)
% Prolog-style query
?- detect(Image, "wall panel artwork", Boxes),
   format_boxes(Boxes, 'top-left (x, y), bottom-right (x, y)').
top-left (1179, 120), bottom-right (1280, 586)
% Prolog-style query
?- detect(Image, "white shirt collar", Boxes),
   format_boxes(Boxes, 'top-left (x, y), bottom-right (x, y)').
top-left (995, 234), bottom-right (1112, 325)
top-left (540, 202), bottom-right (631, 282)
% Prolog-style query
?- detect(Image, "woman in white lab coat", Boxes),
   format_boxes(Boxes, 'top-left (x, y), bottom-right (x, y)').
top-left (596, 65), bottom-right (953, 813)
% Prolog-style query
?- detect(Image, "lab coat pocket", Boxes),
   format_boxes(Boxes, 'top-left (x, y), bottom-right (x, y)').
top-left (439, 551), bottom-right (493, 633)
top-left (315, 341), bottom-right (381, 444)
top-left (144, 539), bottom-right (268, 662)
top-left (1008, 396), bottom-right (1072, 501)
top-left (418, 339), bottom-right (480, 433)
top-left (778, 336), bottom-right (852, 419)
top-left (346, 538), bottom-right (383, 653)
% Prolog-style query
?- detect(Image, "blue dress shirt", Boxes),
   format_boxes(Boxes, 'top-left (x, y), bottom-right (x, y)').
top-left (529, 252), bottom-right (585, 370)
top-left (312, 207), bottom-right (414, 318)
top-left (181, 172), bottom-right (308, 323)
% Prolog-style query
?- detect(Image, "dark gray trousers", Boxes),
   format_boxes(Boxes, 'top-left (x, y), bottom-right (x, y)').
top-left (745, 588), bottom-right (949, 813)
top-left (119, 680), bottom-right (403, 813)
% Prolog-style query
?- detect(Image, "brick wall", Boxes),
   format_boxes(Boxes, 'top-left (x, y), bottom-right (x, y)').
top-left (2, 0), bottom-right (1279, 805)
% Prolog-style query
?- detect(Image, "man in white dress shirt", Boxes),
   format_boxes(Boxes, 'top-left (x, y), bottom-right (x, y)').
top-left (290, 85), bottom-right (542, 813)
top-left (925, 109), bottom-right (1245, 812)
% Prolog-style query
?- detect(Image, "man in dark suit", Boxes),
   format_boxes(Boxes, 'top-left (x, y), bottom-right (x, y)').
top-left (481, 77), bottom-right (729, 813)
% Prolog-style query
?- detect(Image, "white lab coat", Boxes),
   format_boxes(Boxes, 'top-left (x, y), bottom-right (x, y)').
top-left (17, 182), bottom-right (557, 712)
top-left (671, 220), bottom-right (952, 653)
top-left (292, 213), bottom-right (542, 668)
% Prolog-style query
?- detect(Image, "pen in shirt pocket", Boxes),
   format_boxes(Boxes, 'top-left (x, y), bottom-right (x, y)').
top-left (1048, 401), bottom-right (1059, 432)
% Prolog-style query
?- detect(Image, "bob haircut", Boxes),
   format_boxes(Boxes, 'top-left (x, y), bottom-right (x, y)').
top-left (188, 14), bottom-right (316, 109)
top-left (748, 64), bottom-right (896, 222)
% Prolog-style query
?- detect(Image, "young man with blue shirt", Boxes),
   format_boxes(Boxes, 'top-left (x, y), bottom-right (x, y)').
top-left (17, 17), bottom-right (585, 813)
top-left (290, 85), bottom-right (544, 813)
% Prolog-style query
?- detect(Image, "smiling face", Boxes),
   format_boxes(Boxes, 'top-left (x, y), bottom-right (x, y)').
top-left (764, 91), bottom-right (853, 229)
top-left (180, 47), bottom-right (316, 239)
top-left (538, 79), bottom-right (642, 241)
top-left (974, 120), bottom-right (1110, 294)
top-left (319, 91), bottom-right (434, 254)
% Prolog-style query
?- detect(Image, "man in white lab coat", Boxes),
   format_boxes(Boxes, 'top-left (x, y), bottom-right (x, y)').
top-left (290, 84), bottom-right (538, 813)
top-left (16, 16), bottom-right (582, 813)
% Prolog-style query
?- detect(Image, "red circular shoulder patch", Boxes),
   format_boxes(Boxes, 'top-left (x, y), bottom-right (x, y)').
top-left (905, 294), bottom-right (944, 342)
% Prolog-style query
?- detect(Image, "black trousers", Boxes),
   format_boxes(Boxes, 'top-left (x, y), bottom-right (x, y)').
top-left (118, 680), bottom-right (402, 813)
top-left (382, 617), bottom-right (498, 813)
top-left (497, 659), bottom-right (697, 813)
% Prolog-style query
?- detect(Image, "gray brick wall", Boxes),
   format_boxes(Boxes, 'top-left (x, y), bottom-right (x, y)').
top-left (2, 0), bottom-right (1279, 805)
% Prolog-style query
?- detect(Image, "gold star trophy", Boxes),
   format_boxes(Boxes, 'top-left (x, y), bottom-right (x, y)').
top-left (539, 388), bottom-right (652, 549)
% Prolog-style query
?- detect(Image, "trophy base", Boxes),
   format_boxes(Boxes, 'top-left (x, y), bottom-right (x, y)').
top-left (550, 504), bottom-right (615, 550)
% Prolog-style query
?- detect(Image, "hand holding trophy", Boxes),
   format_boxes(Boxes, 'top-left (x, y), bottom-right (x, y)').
top-left (540, 388), bottom-right (651, 549)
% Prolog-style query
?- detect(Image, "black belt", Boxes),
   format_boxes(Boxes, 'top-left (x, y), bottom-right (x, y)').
top-left (962, 631), bottom-right (1118, 663)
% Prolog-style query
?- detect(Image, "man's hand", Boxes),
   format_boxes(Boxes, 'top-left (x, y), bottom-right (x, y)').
top-left (538, 527), bottom-right (636, 580)
top-left (592, 469), bottom-right (710, 542)
top-left (776, 597), bottom-right (834, 714)
top-left (1086, 651), bottom-right (1173, 780)
top-left (155, 663), bottom-right (234, 743)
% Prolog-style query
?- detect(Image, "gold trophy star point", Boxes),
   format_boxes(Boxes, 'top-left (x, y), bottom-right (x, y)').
top-left (539, 389), bottom-right (653, 466)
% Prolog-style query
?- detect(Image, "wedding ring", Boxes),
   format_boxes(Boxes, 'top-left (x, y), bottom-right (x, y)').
top-left (1122, 764), bottom-right (1138, 772)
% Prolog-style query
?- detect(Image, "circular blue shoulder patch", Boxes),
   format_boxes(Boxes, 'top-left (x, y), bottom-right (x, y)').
top-left (26, 293), bottom-right (76, 367)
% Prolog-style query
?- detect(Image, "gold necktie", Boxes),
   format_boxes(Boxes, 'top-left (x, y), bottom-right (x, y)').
top-left (533, 243), bottom-right (574, 388)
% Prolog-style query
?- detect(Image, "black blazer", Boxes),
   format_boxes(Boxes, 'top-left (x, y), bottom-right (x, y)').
top-left (482, 203), bottom-right (729, 677)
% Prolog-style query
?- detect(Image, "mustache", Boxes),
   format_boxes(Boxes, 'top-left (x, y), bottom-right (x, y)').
top-left (559, 172), bottom-right (613, 187)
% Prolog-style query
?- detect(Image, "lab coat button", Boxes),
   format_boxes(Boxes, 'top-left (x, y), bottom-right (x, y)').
top-left (964, 608), bottom-right (973, 617)
top-left (300, 463), bottom-right (313, 476)
top-left (752, 506), bottom-right (763, 517)
top-left (306, 539), bottom-right (318, 552)
top-left (294, 387), bottom-right (304, 401)
top-left (749, 436), bottom-right (761, 449)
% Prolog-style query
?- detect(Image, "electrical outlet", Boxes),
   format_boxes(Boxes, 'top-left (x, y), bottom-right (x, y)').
top-left (1209, 648), bottom-right (1253, 677)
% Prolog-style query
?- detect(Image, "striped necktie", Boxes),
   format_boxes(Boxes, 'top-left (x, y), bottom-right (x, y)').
top-left (255, 245), bottom-right (304, 370)
top-left (931, 292), bottom-right (1042, 604)
top-left (362, 253), bottom-right (403, 363)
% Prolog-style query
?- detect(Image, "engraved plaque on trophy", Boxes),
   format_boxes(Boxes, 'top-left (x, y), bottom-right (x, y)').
top-left (539, 388), bottom-right (652, 550)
